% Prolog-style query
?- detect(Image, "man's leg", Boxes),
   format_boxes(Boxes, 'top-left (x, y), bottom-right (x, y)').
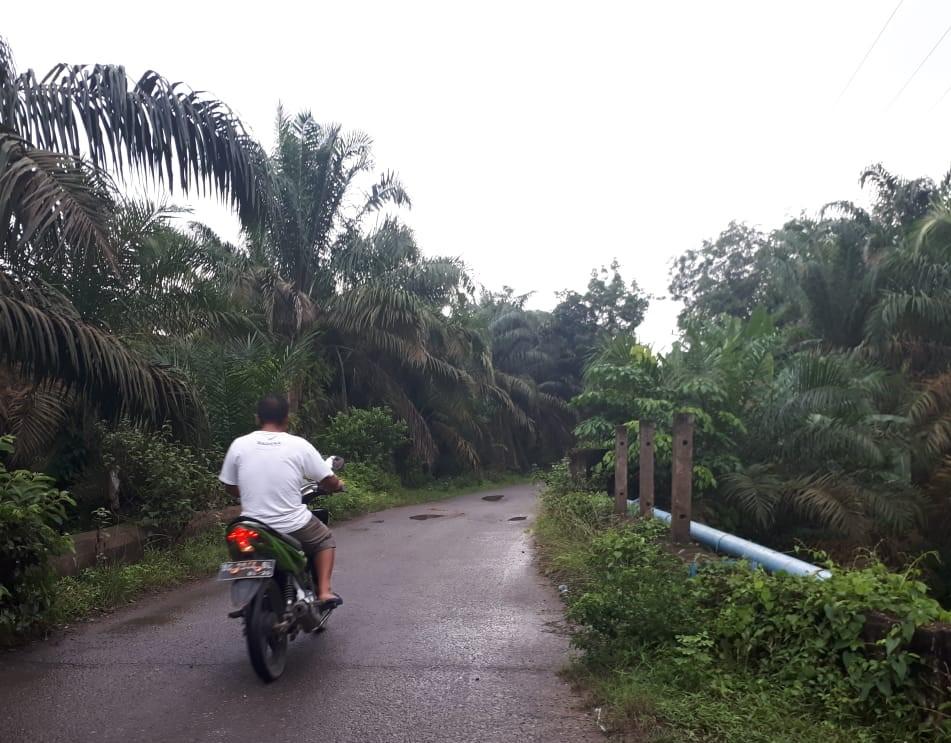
top-left (290, 516), bottom-right (339, 604)
top-left (313, 547), bottom-right (336, 602)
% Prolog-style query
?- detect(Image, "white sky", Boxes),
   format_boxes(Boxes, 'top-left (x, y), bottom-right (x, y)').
top-left (6, 0), bottom-right (951, 348)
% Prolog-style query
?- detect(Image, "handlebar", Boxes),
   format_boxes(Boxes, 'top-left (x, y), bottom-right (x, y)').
top-left (301, 454), bottom-right (345, 505)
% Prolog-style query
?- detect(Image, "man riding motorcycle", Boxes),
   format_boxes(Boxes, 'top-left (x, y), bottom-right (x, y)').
top-left (219, 393), bottom-right (345, 608)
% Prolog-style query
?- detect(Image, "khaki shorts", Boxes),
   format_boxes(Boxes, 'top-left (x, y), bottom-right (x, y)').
top-left (288, 516), bottom-right (335, 554)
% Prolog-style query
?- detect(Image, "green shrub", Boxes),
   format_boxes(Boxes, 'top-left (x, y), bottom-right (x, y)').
top-left (341, 461), bottom-right (401, 493)
top-left (568, 520), bottom-right (701, 658)
top-left (100, 424), bottom-right (223, 539)
top-left (540, 458), bottom-right (602, 495)
top-left (699, 557), bottom-right (951, 726)
top-left (321, 407), bottom-right (408, 471)
top-left (0, 436), bottom-right (74, 638)
top-left (540, 487), bottom-right (613, 529)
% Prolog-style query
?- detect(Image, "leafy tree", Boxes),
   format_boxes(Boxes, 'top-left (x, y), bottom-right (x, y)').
top-left (671, 222), bottom-right (780, 322)
top-left (547, 261), bottom-right (648, 396)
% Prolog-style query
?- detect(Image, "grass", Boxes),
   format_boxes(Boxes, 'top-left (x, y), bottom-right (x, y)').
top-left (562, 662), bottom-right (882, 743)
top-left (51, 529), bottom-right (226, 626)
top-left (46, 471), bottom-right (527, 630)
top-left (532, 485), bottom-right (905, 743)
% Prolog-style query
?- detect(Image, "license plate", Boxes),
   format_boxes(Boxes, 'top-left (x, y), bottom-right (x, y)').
top-left (217, 559), bottom-right (275, 580)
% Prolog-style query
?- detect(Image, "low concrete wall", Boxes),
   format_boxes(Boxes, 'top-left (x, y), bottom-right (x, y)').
top-left (52, 506), bottom-right (241, 577)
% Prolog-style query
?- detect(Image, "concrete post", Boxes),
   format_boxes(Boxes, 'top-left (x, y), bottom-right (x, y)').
top-left (638, 422), bottom-right (655, 518)
top-left (670, 413), bottom-right (694, 543)
top-left (614, 425), bottom-right (629, 517)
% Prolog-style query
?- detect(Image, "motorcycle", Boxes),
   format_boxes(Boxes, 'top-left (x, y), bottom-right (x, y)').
top-left (217, 456), bottom-right (344, 682)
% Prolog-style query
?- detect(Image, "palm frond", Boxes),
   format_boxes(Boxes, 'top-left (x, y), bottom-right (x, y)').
top-left (359, 356), bottom-right (438, 465)
top-left (0, 52), bottom-right (266, 218)
top-left (0, 132), bottom-right (114, 263)
top-left (0, 288), bottom-right (202, 429)
top-left (431, 421), bottom-right (480, 470)
top-left (720, 464), bottom-right (783, 531)
top-left (0, 378), bottom-right (73, 466)
top-left (364, 170), bottom-right (411, 212)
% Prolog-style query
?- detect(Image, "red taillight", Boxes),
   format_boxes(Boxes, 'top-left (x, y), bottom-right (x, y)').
top-left (227, 526), bottom-right (259, 553)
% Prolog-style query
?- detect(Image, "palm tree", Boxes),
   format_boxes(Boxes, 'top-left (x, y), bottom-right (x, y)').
top-left (234, 111), bottom-right (410, 408)
top-left (722, 351), bottom-right (919, 541)
top-left (321, 219), bottom-right (488, 466)
top-left (473, 291), bottom-right (575, 469)
top-left (0, 36), bottom-right (265, 431)
top-left (244, 110), bottom-right (409, 335)
top-left (797, 212), bottom-right (881, 350)
top-left (863, 206), bottom-right (951, 374)
top-left (193, 110), bottom-right (484, 468)
top-left (859, 163), bottom-right (943, 247)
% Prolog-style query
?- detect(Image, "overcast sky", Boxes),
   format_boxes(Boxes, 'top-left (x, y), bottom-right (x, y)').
top-left (6, 0), bottom-right (951, 347)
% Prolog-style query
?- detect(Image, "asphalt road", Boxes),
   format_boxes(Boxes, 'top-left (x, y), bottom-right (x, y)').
top-left (0, 484), bottom-right (602, 743)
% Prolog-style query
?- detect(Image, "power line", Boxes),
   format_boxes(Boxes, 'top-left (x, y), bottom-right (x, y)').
top-left (836, 0), bottom-right (905, 104)
top-left (888, 19), bottom-right (951, 109)
top-left (931, 82), bottom-right (951, 112)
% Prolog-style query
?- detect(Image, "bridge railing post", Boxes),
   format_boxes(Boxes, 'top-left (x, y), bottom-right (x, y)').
top-left (670, 413), bottom-right (694, 543)
top-left (613, 424), bottom-right (629, 517)
top-left (638, 421), bottom-right (655, 518)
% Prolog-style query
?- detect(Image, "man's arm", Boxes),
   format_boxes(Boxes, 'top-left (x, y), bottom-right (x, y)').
top-left (303, 443), bottom-right (346, 492)
top-left (318, 474), bottom-right (345, 492)
top-left (219, 442), bottom-right (240, 500)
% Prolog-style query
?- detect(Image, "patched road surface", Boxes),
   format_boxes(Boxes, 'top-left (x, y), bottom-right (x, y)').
top-left (0, 484), bottom-right (602, 742)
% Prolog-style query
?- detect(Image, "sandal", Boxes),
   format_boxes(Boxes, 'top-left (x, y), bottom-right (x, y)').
top-left (317, 593), bottom-right (343, 609)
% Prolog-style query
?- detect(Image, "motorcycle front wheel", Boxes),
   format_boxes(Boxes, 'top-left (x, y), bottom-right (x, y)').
top-left (245, 578), bottom-right (288, 682)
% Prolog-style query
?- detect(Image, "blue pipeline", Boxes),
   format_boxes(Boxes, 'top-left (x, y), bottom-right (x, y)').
top-left (631, 501), bottom-right (832, 580)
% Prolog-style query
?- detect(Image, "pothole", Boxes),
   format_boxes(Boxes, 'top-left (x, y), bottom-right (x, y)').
top-left (409, 514), bottom-right (445, 520)
top-left (508, 516), bottom-right (527, 521)
top-left (482, 495), bottom-right (504, 502)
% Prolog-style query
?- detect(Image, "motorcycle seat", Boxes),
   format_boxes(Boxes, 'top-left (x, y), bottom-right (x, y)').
top-left (275, 532), bottom-right (303, 550)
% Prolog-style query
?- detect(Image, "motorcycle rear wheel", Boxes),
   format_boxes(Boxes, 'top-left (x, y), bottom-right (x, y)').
top-left (245, 579), bottom-right (288, 682)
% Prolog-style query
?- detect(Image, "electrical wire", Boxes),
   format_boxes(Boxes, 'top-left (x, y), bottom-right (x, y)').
top-left (888, 19), bottom-right (951, 109)
top-left (836, 0), bottom-right (905, 104)
top-left (931, 82), bottom-right (951, 111)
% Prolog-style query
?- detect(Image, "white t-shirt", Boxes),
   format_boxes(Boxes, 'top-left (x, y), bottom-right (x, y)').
top-left (219, 431), bottom-right (334, 533)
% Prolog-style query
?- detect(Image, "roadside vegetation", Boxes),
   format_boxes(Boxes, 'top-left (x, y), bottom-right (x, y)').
top-left (535, 465), bottom-right (951, 741)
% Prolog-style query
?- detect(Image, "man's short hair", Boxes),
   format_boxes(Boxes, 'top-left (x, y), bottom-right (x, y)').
top-left (257, 394), bottom-right (290, 424)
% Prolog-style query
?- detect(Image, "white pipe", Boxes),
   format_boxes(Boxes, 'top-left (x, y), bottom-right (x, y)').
top-left (631, 502), bottom-right (832, 580)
